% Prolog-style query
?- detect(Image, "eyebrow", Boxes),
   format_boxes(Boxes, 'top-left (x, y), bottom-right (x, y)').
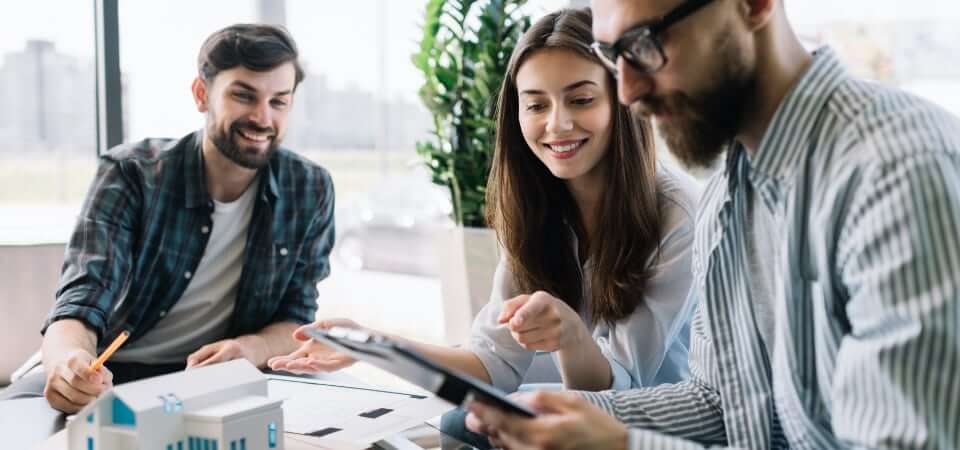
top-left (228, 80), bottom-right (293, 97)
top-left (519, 80), bottom-right (598, 96)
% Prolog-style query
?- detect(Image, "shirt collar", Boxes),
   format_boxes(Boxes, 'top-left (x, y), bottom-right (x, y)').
top-left (746, 47), bottom-right (847, 186)
top-left (184, 130), bottom-right (280, 209)
top-left (184, 131), bottom-right (211, 209)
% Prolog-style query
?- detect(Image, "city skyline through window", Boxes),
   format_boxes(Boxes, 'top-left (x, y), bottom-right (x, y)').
top-left (1, 0), bottom-right (958, 246)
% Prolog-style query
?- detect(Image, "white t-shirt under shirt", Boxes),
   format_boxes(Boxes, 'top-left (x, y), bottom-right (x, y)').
top-left (113, 178), bottom-right (260, 364)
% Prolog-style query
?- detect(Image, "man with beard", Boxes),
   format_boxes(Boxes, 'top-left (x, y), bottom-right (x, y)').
top-left (464, 0), bottom-right (960, 449)
top-left (0, 24), bottom-right (335, 414)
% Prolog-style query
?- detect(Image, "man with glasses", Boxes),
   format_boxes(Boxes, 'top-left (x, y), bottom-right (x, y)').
top-left (465, 0), bottom-right (960, 448)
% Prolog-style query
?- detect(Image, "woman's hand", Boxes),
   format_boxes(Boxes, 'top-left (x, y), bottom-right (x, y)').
top-left (498, 291), bottom-right (589, 353)
top-left (267, 318), bottom-right (361, 374)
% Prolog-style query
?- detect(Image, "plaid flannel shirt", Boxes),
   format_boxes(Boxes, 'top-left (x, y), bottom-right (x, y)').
top-left (43, 131), bottom-right (334, 348)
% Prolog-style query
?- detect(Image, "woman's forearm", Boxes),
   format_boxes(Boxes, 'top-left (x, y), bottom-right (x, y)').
top-left (386, 334), bottom-right (493, 384)
top-left (555, 329), bottom-right (612, 391)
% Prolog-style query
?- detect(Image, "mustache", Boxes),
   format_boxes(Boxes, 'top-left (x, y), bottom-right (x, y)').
top-left (231, 121), bottom-right (276, 136)
top-left (630, 93), bottom-right (708, 123)
top-left (630, 96), bottom-right (668, 116)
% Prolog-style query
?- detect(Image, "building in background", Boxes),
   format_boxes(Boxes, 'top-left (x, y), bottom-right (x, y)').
top-left (254, 0), bottom-right (431, 154)
top-left (0, 40), bottom-right (96, 154)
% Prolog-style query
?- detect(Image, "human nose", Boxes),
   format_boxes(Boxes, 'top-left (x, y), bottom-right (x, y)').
top-left (616, 57), bottom-right (655, 106)
top-left (248, 100), bottom-right (272, 128)
top-left (545, 104), bottom-right (574, 134)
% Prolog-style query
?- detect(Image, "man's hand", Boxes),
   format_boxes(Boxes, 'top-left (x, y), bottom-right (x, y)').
top-left (498, 291), bottom-right (589, 353)
top-left (267, 318), bottom-right (360, 374)
top-left (187, 338), bottom-right (257, 369)
top-left (465, 391), bottom-right (628, 450)
top-left (43, 349), bottom-right (113, 413)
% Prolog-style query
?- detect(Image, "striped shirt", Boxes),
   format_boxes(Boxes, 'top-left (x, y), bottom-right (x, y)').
top-left (582, 47), bottom-right (960, 449)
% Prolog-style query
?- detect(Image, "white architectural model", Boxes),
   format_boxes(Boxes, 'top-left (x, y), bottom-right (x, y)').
top-left (68, 359), bottom-right (283, 450)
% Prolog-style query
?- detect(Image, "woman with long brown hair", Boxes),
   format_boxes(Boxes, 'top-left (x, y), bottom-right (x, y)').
top-left (269, 6), bottom-right (699, 441)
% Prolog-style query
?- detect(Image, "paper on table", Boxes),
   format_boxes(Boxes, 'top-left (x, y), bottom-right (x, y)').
top-left (267, 375), bottom-right (453, 446)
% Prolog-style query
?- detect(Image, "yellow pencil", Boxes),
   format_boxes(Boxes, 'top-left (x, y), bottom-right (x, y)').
top-left (90, 330), bottom-right (129, 372)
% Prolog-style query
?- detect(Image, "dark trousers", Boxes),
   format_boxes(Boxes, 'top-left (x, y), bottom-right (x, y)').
top-left (440, 407), bottom-right (494, 449)
top-left (0, 361), bottom-right (185, 401)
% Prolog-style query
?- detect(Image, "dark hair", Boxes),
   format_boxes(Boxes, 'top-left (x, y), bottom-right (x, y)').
top-left (198, 24), bottom-right (305, 88)
top-left (485, 8), bottom-right (662, 324)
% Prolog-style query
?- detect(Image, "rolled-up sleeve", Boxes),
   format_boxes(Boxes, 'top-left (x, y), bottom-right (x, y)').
top-left (273, 169), bottom-right (334, 325)
top-left (43, 157), bottom-right (141, 341)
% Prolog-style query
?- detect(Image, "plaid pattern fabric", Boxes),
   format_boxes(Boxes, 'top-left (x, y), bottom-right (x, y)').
top-left (44, 131), bottom-right (334, 347)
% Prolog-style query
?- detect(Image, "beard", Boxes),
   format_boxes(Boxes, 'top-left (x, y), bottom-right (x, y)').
top-left (207, 115), bottom-right (279, 170)
top-left (631, 33), bottom-right (755, 170)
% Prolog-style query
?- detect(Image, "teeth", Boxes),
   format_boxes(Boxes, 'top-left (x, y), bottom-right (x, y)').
top-left (239, 129), bottom-right (270, 142)
top-left (549, 140), bottom-right (582, 153)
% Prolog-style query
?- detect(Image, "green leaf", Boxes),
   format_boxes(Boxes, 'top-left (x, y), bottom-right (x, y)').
top-left (413, 0), bottom-right (531, 225)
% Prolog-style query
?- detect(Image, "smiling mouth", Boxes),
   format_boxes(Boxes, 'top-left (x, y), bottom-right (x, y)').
top-left (544, 139), bottom-right (588, 154)
top-left (236, 128), bottom-right (273, 143)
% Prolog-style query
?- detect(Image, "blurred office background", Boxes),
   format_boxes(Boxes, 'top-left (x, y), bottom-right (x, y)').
top-left (1, 1), bottom-right (958, 376)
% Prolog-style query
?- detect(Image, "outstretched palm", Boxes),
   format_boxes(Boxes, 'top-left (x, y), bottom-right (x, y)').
top-left (267, 319), bottom-right (360, 374)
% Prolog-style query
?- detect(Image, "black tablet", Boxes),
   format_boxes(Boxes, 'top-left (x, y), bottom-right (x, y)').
top-left (304, 327), bottom-right (537, 418)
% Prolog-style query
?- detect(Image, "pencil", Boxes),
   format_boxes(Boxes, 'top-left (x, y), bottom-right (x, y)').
top-left (90, 330), bottom-right (129, 372)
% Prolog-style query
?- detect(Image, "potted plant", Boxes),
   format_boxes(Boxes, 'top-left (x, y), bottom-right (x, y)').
top-left (413, 0), bottom-right (530, 344)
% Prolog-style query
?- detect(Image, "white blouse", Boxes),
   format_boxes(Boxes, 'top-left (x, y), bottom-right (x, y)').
top-left (468, 165), bottom-right (702, 392)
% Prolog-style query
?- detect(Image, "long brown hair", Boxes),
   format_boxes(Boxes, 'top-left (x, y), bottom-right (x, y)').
top-left (485, 8), bottom-right (661, 324)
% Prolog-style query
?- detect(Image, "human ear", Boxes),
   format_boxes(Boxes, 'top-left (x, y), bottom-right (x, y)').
top-left (191, 77), bottom-right (209, 113)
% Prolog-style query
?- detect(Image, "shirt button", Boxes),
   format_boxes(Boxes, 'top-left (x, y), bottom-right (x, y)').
top-left (280, 248), bottom-right (288, 256)
top-left (201, 225), bottom-right (210, 234)
top-left (159, 310), bottom-right (167, 318)
top-left (184, 271), bottom-right (192, 279)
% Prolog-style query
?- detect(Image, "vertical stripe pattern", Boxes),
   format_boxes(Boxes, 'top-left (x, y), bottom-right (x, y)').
top-left (581, 47), bottom-right (960, 449)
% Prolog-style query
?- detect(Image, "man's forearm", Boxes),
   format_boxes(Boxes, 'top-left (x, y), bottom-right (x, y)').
top-left (581, 380), bottom-right (727, 445)
top-left (41, 319), bottom-right (98, 371)
top-left (236, 321), bottom-right (301, 367)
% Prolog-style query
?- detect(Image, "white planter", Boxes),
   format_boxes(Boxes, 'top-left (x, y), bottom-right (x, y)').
top-left (437, 227), bottom-right (500, 345)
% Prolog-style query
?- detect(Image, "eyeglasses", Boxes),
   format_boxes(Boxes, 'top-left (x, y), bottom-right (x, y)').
top-left (591, 0), bottom-right (716, 77)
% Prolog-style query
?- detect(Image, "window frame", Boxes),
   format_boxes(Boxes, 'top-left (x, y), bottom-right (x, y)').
top-left (94, 0), bottom-right (123, 155)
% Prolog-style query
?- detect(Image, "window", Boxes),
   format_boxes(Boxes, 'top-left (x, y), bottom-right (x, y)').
top-left (112, 3), bottom-right (569, 250)
top-left (87, 437), bottom-right (94, 450)
top-left (240, 438), bottom-right (246, 450)
top-left (268, 421), bottom-right (277, 448)
top-left (0, 0), bottom-right (97, 243)
top-left (786, 1), bottom-right (960, 116)
top-left (111, 397), bottom-right (136, 426)
top-left (116, 1), bottom-right (436, 215)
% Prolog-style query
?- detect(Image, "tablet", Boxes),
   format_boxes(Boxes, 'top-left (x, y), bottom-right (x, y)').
top-left (304, 327), bottom-right (537, 418)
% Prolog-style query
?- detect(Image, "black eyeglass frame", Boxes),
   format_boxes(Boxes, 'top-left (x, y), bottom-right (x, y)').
top-left (591, 0), bottom-right (716, 76)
